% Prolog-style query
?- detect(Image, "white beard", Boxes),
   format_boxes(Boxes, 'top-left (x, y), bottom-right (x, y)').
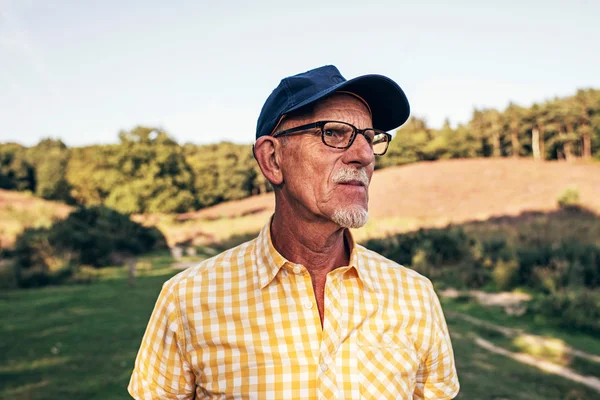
top-left (331, 206), bottom-right (369, 228)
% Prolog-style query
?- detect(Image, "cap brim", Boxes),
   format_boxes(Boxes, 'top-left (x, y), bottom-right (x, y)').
top-left (286, 74), bottom-right (410, 131)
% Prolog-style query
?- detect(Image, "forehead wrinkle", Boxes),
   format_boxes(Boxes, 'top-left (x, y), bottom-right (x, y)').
top-left (312, 96), bottom-right (372, 128)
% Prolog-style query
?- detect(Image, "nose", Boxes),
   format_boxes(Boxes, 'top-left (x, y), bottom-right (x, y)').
top-left (344, 132), bottom-right (375, 166)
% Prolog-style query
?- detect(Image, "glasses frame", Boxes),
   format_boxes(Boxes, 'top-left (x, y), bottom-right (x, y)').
top-left (272, 120), bottom-right (392, 156)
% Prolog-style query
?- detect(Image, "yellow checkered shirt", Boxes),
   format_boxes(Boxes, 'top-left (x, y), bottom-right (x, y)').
top-left (129, 220), bottom-right (459, 399)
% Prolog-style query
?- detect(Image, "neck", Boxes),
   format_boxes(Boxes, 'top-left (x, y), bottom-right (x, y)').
top-left (270, 206), bottom-right (350, 279)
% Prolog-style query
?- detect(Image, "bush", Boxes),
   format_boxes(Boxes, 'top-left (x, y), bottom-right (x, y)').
top-left (364, 221), bottom-right (600, 293)
top-left (557, 187), bottom-right (580, 209)
top-left (0, 259), bottom-right (18, 290)
top-left (516, 240), bottom-right (600, 292)
top-left (13, 206), bottom-right (166, 287)
top-left (528, 290), bottom-right (600, 335)
top-left (493, 259), bottom-right (520, 290)
top-left (364, 226), bottom-right (490, 288)
top-left (480, 236), bottom-right (514, 263)
top-left (50, 206), bottom-right (165, 266)
top-left (364, 226), bottom-right (473, 268)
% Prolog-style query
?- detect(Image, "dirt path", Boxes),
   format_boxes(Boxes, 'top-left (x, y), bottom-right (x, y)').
top-left (447, 307), bottom-right (600, 392)
top-left (448, 311), bottom-right (600, 365)
top-left (474, 336), bottom-right (600, 393)
top-left (171, 261), bottom-right (199, 270)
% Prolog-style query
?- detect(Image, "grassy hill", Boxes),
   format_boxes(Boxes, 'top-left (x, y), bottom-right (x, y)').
top-left (161, 158), bottom-right (600, 246)
top-left (0, 189), bottom-right (71, 249)
top-left (175, 158), bottom-right (600, 220)
top-left (3, 158), bottom-right (600, 249)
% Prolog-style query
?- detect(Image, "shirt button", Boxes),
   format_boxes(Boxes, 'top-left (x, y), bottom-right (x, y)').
top-left (320, 362), bottom-right (329, 372)
top-left (304, 301), bottom-right (313, 309)
top-left (383, 333), bottom-right (393, 344)
top-left (292, 266), bottom-right (302, 274)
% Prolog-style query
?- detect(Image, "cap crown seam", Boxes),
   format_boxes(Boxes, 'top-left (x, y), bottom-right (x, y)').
top-left (282, 79), bottom-right (293, 111)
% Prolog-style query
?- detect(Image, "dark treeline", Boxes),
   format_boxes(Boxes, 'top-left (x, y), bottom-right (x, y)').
top-left (379, 88), bottom-right (600, 168)
top-left (0, 128), bottom-right (270, 214)
top-left (1, 88), bottom-right (599, 214)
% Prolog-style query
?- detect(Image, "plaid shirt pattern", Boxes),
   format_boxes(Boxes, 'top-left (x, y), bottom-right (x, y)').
top-left (128, 220), bottom-right (459, 399)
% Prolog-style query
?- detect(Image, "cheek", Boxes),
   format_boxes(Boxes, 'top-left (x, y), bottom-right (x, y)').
top-left (284, 153), bottom-right (335, 199)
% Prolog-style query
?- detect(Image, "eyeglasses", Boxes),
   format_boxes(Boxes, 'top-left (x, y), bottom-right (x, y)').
top-left (272, 120), bottom-right (392, 156)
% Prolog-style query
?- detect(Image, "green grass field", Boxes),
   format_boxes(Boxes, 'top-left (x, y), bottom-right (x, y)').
top-left (1, 251), bottom-right (599, 400)
top-left (442, 298), bottom-right (600, 399)
top-left (0, 252), bottom-right (181, 400)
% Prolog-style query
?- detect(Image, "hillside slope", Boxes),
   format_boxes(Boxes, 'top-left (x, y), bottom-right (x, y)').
top-left (0, 190), bottom-right (71, 248)
top-left (181, 158), bottom-right (600, 223)
top-left (3, 158), bottom-right (600, 247)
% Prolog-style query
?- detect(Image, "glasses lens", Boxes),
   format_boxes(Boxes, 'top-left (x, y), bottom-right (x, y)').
top-left (371, 131), bottom-right (389, 155)
top-left (322, 122), bottom-right (354, 148)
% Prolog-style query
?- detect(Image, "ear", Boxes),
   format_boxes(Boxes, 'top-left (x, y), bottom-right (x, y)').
top-left (253, 136), bottom-right (284, 186)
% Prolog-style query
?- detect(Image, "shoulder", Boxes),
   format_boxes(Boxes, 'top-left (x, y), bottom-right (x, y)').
top-left (357, 244), bottom-right (433, 286)
top-left (163, 237), bottom-right (258, 293)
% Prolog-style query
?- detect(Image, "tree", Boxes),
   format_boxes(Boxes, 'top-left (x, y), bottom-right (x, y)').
top-left (184, 142), bottom-right (266, 208)
top-left (470, 108), bottom-right (503, 157)
top-left (25, 138), bottom-right (73, 202)
top-left (105, 126), bottom-right (196, 214)
top-left (544, 99), bottom-right (578, 160)
top-left (66, 145), bottom-right (124, 206)
top-left (380, 117), bottom-right (434, 168)
top-left (573, 89), bottom-right (597, 159)
top-left (0, 143), bottom-right (35, 191)
top-left (502, 102), bottom-right (526, 158)
top-left (434, 122), bottom-right (480, 159)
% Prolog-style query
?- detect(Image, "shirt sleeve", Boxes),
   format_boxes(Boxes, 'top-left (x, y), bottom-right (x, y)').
top-left (128, 279), bottom-right (196, 399)
top-left (413, 280), bottom-right (460, 400)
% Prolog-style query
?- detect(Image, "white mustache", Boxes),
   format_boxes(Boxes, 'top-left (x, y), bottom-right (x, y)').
top-left (331, 168), bottom-right (370, 186)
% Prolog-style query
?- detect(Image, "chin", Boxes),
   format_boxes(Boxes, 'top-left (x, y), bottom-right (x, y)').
top-left (331, 207), bottom-right (369, 229)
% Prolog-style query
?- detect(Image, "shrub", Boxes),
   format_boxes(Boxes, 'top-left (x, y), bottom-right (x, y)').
top-left (364, 216), bottom-right (600, 293)
top-left (455, 258), bottom-right (491, 289)
top-left (557, 187), bottom-right (580, 209)
top-left (493, 259), bottom-right (520, 290)
top-left (364, 226), bottom-right (489, 288)
top-left (49, 206), bottom-right (165, 266)
top-left (364, 226), bottom-right (473, 268)
top-left (13, 206), bottom-right (166, 287)
top-left (515, 239), bottom-right (600, 292)
top-left (528, 290), bottom-right (600, 335)
top-left (0, 259), bottom-right (18, 290)
top-left (411, 248), bottom-right (431, 277)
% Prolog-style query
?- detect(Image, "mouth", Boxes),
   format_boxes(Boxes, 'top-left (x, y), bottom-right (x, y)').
top-left (338, 179), bottom-right (366, 187)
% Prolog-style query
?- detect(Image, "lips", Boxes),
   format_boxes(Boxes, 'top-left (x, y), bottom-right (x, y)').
top-left (339, 179), bottom-right (366, 186)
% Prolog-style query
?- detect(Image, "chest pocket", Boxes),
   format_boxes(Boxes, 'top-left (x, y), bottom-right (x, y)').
top-left (356, 330), bottom-right (419, 397)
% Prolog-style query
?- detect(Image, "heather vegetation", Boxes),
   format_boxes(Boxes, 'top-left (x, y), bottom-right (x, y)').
top-left (364, 206), bottom-right (600, 335)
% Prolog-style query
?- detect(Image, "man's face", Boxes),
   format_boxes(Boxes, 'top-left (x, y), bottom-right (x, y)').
top-left (277, 93), bottom-right (375, 228)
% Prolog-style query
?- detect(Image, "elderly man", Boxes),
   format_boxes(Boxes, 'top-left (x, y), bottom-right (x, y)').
top-left (128, 65), bottom-right (459, 399)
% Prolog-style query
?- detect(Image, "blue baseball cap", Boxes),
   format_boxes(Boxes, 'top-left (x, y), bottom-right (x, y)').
top-left (256, 65), bottom-right (410, 140)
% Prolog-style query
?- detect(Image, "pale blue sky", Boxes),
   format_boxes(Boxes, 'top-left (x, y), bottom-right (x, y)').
top-left (1, 0), bottom-right (599, 147)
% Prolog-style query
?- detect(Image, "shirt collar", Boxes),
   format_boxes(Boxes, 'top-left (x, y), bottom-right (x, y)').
top-left (347, 230), bottom-right (375, 291)
top-left (254, 217), bottom-right (287, 289)
top-left (254, 216), bottom-right (375, 291)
